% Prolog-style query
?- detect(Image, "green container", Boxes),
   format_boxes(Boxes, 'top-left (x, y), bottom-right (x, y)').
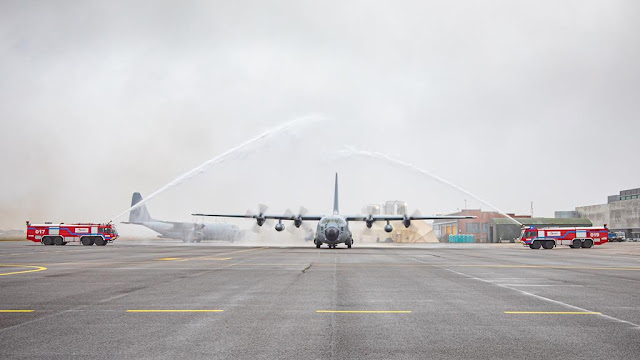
top-left (449, 234), bottom-right (474, 243)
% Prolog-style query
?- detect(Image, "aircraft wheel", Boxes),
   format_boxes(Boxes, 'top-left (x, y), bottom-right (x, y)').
top-left (582, 239), bottom-right (593, 248)
top-left (316, 242), bottom-right (321, 248)
top-left (53, 236), bottom-right (64, 246)
top-left (571, 239), bottom-right (582, 248)
top-left (530, 241), bottom-right (542, 249)
top-left (94, 237), bottom-right (107, 246)
top-left (42, 237), bottom-right (54, 246)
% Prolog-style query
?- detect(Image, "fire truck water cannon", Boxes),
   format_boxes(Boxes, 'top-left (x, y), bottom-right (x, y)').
top-left (519, 225), bottom-right (608, 250)
top-left (26, 221), bottom-right (119, 246)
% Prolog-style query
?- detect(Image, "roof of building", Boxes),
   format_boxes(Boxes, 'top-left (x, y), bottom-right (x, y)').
top-left (490, 217), bottom-right (592, 226)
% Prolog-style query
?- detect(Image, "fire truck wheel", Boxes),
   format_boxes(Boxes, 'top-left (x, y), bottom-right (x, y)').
top-left (530, 241), bottom-right (542, 249)
top-left (582, 239), bottom-right (594, 248)
top-left (53, 237), bottom-right (64, 246)
top-left (542, 241), bottom-right (554, 249)
top-left (94, 237), bottom-right (107, 246)
top-left (81, 237), bottom-right (94, 246)
top-left (42, 237), bottom-right (54, 246)
top-left (571, 239), bottom-right (582, 248)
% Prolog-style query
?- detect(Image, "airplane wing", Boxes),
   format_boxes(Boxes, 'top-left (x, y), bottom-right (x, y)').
top-left (344, 215), bottom-right (476, 221)
top-left (192, 213), bottom-right (323, 221)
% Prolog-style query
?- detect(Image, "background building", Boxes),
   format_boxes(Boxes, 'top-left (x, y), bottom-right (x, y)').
top-left (572, 187), bottom-right (640, 239)
top-left (433, 210), bottom-right (531, 243)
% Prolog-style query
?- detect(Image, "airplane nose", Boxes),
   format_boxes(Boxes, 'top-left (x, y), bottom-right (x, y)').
top-left (325, 227), bottom-right (339, 241)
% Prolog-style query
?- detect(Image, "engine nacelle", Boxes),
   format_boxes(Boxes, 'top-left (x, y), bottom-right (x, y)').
top-left (256, 216), bottom-right (266, 227)
top-left (384, 224), bottom-right (393, 233)
top-left (294, 218), bottom-right (302, 228)
top-left (275, 221), bottom-right (285, 232)
top-left (365, 215), bottom-right (374, 229)
top-left (403, 216), bottom-right (411, 228)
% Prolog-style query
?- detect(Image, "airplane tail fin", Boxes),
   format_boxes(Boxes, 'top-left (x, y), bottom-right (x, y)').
top-left (129, 192), bottom-right (152, 223)
top-left (333, 173), bottom-right (339, 215)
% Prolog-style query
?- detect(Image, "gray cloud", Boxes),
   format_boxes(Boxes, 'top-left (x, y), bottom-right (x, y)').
top-left (1, 0), bottom-right (638, 231)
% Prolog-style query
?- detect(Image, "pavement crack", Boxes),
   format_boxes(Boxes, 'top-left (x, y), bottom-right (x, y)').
top-left (301, 263), bottom-right (312, 273)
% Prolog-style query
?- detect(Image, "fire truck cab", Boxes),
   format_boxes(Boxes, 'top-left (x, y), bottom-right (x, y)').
top-left (520, 225), bottom-right (608, 249)
top-left (26, 222), bottom-right (118, 246)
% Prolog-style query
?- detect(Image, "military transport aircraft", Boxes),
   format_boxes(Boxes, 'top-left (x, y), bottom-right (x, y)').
top-left (193, 174), bottom-right (475, 249)
top-left (123, 192), bottom-right (242, 242)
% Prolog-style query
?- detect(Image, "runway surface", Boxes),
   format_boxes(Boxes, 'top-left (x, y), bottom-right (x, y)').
top-left (1, 240), bottom-right (639, 359)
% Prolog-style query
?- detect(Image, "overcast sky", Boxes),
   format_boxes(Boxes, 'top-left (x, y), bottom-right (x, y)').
top-left (1, 0), bottom-right (638, 231)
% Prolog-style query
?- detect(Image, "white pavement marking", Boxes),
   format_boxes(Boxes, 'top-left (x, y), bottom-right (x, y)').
top-left (0, 310), bottom-right (72, 334)
top-left (407, 257), bottom-right (640, 329)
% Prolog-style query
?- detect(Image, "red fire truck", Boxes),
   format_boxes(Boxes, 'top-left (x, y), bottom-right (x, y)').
top-left (520, 225), bottom-right (608, 249)
top-left (26, 222), bottom-right (118, 246)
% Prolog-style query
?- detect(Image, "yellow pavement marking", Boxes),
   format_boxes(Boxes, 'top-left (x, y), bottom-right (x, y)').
top-left (0, 310), bottom-right (34, 313)
top-left (0, 264), bottom-right (48, 276)
top-left (126, 310), bottom-right (224, 313)
top-left (154, 258), bottom-right (187, 261)
top-left (504, 311), bottom-right (601, 315)
top-left (316, 310), bottom-right (412, 314)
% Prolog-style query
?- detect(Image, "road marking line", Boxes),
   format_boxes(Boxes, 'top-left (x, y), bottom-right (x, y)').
top-left (442, 266), bottom-right (640, 329)
top-left (0, 310), bottom-right (34, 313)
top-left (154, 258), bottom-right (186, 261)
top-left (499, 284), bottom-right (583, 287)
top-left (0, 264), bottom-right (48, 276)
top-left (316, 310), bottom-right (412, 314)
top-left (199, 257), bottom-right (232, 261)
top-left (126, 310), bottom-right (224, 313)
top-left (505, 311), bottom-right (601, 315)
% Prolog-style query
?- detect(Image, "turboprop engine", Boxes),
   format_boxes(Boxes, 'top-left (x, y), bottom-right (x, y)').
top-left (403, 215), bottom-right (411, 228)
top-left (365, 215), bottom-right (374, 229)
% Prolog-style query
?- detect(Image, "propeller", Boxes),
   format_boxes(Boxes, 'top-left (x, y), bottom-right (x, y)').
top-left (402, 209), bottom-right (424, 230)
top-left (245, 203), bottom-right (270, 233)
top-left (286, 206), bottom-right (313, 234)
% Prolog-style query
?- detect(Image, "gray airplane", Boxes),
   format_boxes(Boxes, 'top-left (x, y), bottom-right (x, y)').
top-left (193, 174), bottom-right (474, 249)
top-left (123, 192), bottom-right (242, 242)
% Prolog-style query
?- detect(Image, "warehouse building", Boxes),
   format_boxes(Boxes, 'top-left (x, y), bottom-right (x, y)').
top-left (433, 209), bottom-right (531, 243)
top-left (573, 187), bottom-right (640, 240)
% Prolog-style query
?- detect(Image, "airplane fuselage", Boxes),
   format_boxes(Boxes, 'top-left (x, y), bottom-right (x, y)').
top-left (140, 221), bottom-right (241, 242)
top-left (314, 215), bottom-right (353, 247)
